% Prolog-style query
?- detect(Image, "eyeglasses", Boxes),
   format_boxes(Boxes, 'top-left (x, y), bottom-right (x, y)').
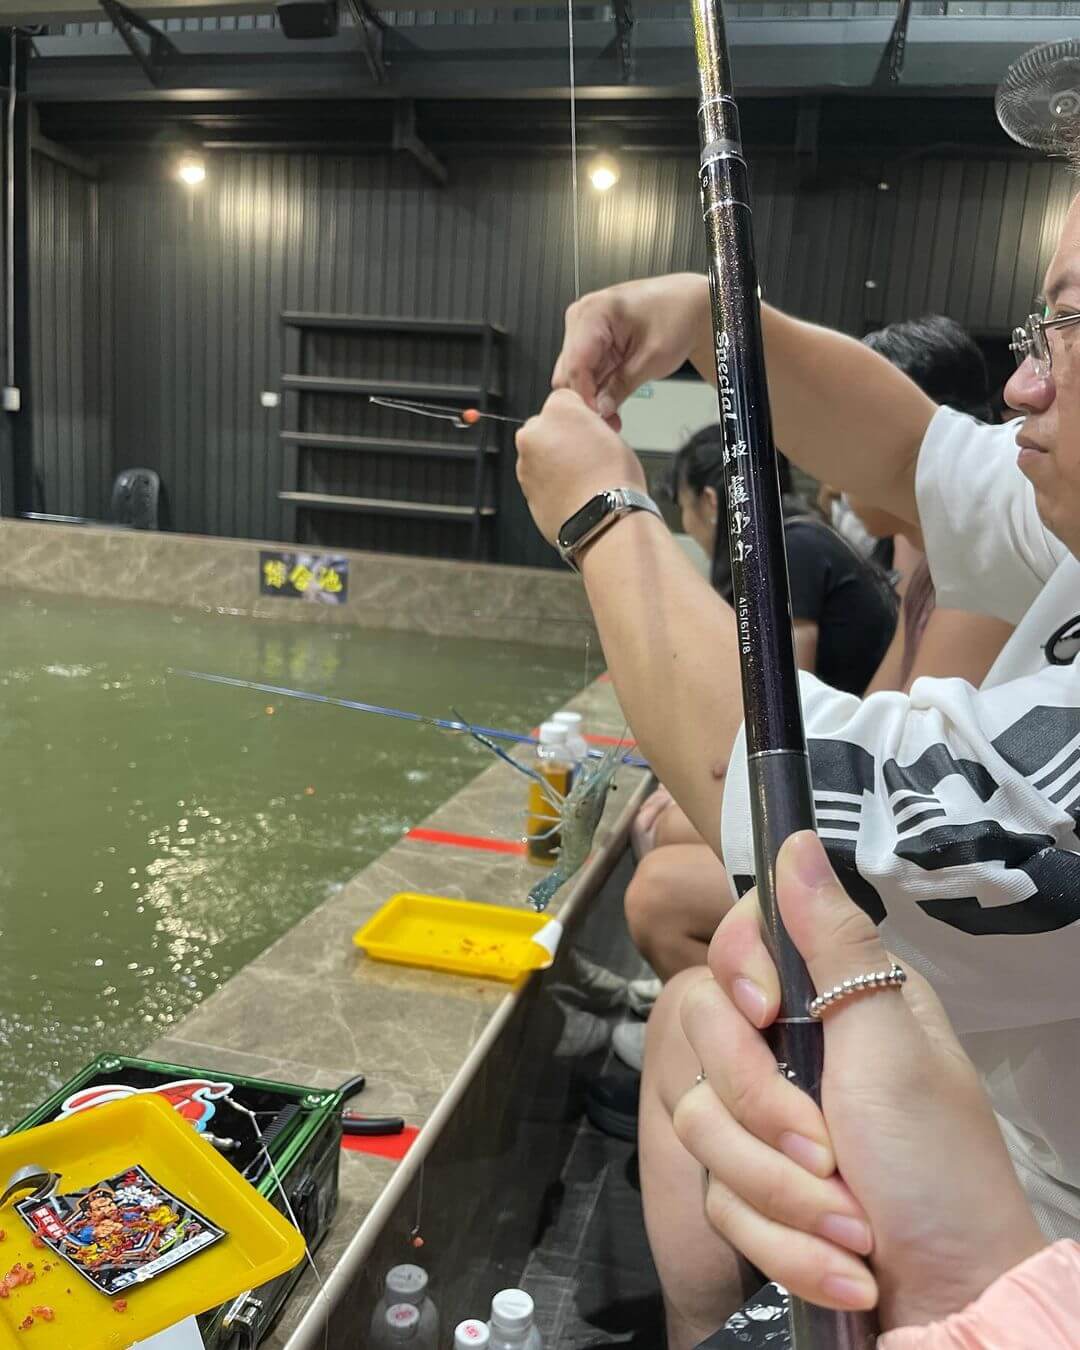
top-left (1010, 310), bottom-right (1080, 376)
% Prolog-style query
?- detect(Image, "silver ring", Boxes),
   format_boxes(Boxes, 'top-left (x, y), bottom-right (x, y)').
top-left (695, 1069), bottom-right (707, 1085)
top-left (808, 964), bottom-right (906, 1020)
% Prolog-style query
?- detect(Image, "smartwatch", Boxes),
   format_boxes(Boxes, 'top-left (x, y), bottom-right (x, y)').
top-left (556, 487), bottom-right (663, 570)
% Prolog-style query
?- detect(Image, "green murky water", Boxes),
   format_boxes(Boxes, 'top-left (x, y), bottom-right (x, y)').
top-left (0, 593), bottom-right (589, 1124)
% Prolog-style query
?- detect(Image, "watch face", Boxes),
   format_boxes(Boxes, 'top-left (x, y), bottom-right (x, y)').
top-left (559, 492), bottom-right (613, 550)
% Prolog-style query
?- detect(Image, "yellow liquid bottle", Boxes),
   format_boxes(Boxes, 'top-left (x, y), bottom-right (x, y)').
top-left (526, 722), bottom-right (573, 866)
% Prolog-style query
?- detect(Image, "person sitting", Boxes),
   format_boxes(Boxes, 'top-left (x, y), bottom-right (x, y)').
top-left (513, 179), bottom-right (1080, 1341)
top-left (674, 426), bottom-right (898, 697)
top-left (661, 831), bottom-right (1079, 1350)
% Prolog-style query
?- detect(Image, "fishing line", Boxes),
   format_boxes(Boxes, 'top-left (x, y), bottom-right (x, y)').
top-left (567, 0), bottom-right (581, 302)
top-left (224, 1094), bottom-right (330, 1350)
top-left (369, 395), bottom-right (524, 428)
top-left (171, 670), bottom-right (648, 769)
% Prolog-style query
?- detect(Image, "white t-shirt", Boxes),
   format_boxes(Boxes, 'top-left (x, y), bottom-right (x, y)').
top-left (721, 407), bottom-right (1080, 1233)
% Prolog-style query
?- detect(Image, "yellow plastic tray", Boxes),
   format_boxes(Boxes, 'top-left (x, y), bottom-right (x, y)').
top-left (0, 1094), bottom-right (305, 1348)
top-left (354, 892), bottom-right (552, 982)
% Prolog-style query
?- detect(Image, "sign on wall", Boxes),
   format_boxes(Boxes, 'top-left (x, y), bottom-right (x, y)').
top-left (618, 377), bottom-right (719, 455)
top-left (259, 551), bottom-right (349, 605)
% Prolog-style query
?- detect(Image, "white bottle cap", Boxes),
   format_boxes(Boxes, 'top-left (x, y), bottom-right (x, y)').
top-left (385, 1264), bottom-right (428, 1302)
top-left (386, 1302), bottom-right (420, 1340)
top-left (490, 1289), bottom-right (535, 1333)
top-left (537, 721), bottom-right (568, 748)
top-left (455, 1319), bottom-right (491, 1347)
top-left (552, 711), bottom-right (583, 731)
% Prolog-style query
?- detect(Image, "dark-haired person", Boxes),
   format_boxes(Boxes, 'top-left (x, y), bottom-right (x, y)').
top-left (514, 197), bottom-right (1080, 1345)
top-left (675, 426), bottom-right (897, 696)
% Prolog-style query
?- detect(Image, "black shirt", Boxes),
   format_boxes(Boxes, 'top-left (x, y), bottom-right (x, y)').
top-left (784, 517), bottom-right (898, 696)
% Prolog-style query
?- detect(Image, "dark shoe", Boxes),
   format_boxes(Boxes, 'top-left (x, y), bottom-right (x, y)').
top-left (585, 1068), bottom-right (639, 1141)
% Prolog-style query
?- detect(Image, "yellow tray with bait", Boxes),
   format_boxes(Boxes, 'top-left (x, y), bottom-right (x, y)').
top-left (0, 1095), bottom-right (304, 1348)
top-left (354, 893), bottom-right (559, 982)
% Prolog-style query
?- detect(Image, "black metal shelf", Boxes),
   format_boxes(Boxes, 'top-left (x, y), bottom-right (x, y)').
top-left (281, 431), bottom-right (496, 461)
top-left (279, 491), bottom-right (495, 521)
top-left (280, 375), bottom-right (498, 402)
top-left (283, 312), bottom-right (507, 340)
top-left (279, 311), bottom-right (508, 559)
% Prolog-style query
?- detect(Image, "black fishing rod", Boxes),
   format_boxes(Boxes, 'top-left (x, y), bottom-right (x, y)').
top-left (689, 2), bottom-right (878, 1346)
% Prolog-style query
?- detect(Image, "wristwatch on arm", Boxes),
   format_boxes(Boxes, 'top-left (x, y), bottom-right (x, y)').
top-left (556, 487), bottom-right (664, 570)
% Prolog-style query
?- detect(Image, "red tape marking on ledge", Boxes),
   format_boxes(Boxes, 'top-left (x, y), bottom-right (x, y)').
top-left (406, 826), bottom-right (527, 856)
top-left (341, 1124), bottom-right (419, 1161)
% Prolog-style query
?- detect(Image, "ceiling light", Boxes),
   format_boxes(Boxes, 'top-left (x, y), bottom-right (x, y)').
top-left (588, 153), bottom-right (620, 192)
top-left (177, 153), bottom-right (206, 187)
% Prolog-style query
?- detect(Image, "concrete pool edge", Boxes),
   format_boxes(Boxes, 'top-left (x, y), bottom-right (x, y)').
top-left (0, 519), bottom-right (598, 649)
top-left (136, 674), bottom-right (650, 1345)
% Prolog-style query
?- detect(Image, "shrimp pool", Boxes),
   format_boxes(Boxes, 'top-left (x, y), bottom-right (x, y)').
top-left (0, 593), bottom-right (588, 1124)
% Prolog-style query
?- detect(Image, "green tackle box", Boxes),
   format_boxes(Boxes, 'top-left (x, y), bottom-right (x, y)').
top-left (10, 1052), bottom-right (343, 1350)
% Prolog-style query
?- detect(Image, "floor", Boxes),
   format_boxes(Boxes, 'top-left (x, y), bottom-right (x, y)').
top-left (523, 1106), bottom-right (665, 1349)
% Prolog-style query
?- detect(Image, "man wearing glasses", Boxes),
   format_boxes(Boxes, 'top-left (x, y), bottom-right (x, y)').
top-left (513, 210), bottom-right (1080, 1341)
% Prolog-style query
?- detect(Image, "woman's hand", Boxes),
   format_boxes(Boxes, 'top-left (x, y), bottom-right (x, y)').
top-left (515, 390), bottom-right (646, 547)
top-left (673, 831), bottom-right (1044, 1331)
top-left (552, 274), bottom-right (712, 426)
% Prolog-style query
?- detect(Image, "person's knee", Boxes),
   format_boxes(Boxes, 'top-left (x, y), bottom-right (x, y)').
top-left (625, 849), bottom-right (669, 951)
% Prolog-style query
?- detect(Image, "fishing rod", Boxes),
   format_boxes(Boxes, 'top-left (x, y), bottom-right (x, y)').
top-left (369, 395), bottom-right (525, 429)
top-left (689, 2), bottom-right (878, 1346)
top-left (171, 669), bottom-right (648, 770)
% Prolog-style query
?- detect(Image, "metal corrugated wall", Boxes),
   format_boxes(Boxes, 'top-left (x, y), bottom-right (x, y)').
top-left (100, 149), bottom-right (708, 564)
top-left (30, 154), bottom-right (113, 520)
top-left (28, 143), bottom-right (1075, 565)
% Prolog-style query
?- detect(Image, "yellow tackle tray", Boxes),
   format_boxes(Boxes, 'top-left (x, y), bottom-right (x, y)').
top-left (354, 892), bottom-right (552, 982)
top-left (0, 1094), bottom-right (305, 1349)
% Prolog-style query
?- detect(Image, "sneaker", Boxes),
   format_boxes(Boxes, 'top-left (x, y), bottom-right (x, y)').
top-left (611, 1019), bottom-right (647, 1072)
top-left (626, 976), bottom-right (663, 1018)
top-left (584, 1069), bottom-right (640, 1141)
top-left (547, 951), bottom-right (630, 1014)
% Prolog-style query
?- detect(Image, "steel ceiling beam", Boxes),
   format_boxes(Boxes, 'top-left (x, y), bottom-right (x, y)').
top-left (25, 17), bottom-right (1080, 103)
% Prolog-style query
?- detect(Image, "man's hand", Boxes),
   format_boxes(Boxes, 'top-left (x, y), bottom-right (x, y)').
top-left (552, 274), bottom-right (713, 426)
top-left (515, 389), bottom-right (647, 547)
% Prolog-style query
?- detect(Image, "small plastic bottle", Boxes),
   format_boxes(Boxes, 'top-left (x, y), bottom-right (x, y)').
top-left (454, 1320), bottom-right (491, 1348)
top-left (552, 710), bottom-right (589, 775)
top-left (384, 1302), bottom-right (420, 1342)
top-left (526, 722), bottom-right (572, 866)
top-left (487, 1289), bottom-right (543, 1350)
top-left (370, 1265), bottom-right (439, 1348)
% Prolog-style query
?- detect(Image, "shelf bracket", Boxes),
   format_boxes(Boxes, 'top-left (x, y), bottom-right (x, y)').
top-left (393, 101), bottom-right (448, 188)
top-left (613, 0), bottom-right (635, 84)
top-left (99, 0), bottom-right (178, 90)
top-left (873, 0), bottom-right (913, 85)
